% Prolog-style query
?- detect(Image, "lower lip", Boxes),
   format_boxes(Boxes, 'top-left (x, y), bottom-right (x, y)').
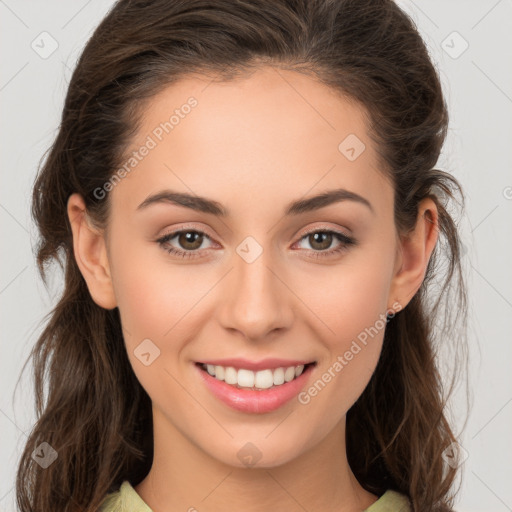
top-left (195, 363), bottom-right (316, 414)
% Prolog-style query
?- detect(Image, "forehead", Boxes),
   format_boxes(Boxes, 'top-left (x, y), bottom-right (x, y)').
top-left (110, 66), bottom-right (392, 219)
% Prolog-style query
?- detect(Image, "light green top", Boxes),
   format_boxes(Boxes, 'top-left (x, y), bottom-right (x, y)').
top-left (99, 480), bottom-right (411, 511)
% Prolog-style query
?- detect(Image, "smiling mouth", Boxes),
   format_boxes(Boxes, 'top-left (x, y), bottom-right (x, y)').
top-left (195, 361), bottom-right (317, 391)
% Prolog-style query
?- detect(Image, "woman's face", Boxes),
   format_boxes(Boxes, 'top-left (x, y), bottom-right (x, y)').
top-left (89, 66), bottom-right (408, 467)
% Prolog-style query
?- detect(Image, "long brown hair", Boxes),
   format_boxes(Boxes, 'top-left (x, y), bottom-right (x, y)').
top-left (15, 0), bottom-right (469, 510)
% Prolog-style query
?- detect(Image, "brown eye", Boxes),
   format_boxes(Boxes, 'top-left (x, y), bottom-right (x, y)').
top-left (176, 231), bottom-right (204, 250)
top-left (295, 229), bottom-right (356, 260)
top-left (307, 232), bottom-right (334, 251)
top-left (156, 228), bottom-right (214, 259)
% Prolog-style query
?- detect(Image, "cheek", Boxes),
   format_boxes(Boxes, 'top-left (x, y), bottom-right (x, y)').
top-left (294, 248), bottom-right (393, 343)
top-left (109, 235), bottom-right (213, 351)
top-left (110, 244), bottom-right (216, 401)
top-left (293, 251), bottom-right (393, 409)
top-left (333, 255), bottom-right (394, 362)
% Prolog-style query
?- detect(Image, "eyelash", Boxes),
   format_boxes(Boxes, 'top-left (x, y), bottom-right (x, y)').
top-left (156, 225), bottom-right (357, 261)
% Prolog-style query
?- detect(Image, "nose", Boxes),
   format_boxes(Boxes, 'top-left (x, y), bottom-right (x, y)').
top-left (217, 248), bottom-right (294, 342)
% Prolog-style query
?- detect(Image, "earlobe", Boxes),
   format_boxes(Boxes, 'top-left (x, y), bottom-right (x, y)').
top-left (66, 193), bottom-right (117, 310)
top-left (388, 197), bottom-right (439, 311)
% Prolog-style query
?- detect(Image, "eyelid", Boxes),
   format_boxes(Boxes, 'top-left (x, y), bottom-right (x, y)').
top-left (157, 222), bottom-right (217, 241)
top-left (296, 223), bottom-right (353, 240)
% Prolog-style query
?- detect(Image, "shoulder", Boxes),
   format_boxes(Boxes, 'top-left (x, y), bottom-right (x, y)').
top-left (98, 482), bottom-right (408, 512)
top-left (99, 480), bottom-right (153, 512)
top-left (98, 484), bottom-right (122, 512)
top-left (364, 489), bottom-right (411, 512)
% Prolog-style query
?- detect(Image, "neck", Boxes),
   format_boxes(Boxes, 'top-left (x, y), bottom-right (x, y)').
top-left (135, 407), bottom-right (378, 512)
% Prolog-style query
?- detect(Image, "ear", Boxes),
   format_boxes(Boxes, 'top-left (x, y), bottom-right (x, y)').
top-left (67, 193), bottom-right (117, 309)
top-left (388, 197), bottom-right (439, 310)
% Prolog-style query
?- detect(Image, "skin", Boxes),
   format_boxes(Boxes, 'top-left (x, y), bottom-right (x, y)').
top-left (67, 65), bottom-right (438, 511)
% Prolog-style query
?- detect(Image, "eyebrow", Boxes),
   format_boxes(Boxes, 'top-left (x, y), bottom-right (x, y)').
top-left (136, 188), bottom-right (374, 216)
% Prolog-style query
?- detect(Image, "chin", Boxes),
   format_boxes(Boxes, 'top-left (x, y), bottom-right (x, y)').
top-left (204, 434), bottom-right (309, 470)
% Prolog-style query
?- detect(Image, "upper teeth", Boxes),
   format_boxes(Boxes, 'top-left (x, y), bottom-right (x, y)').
top-left (203, 364), bottom-right (307, 389)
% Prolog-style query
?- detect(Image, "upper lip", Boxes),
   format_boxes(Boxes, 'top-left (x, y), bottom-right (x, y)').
top-left (197, 358), bottom-right (316, 372)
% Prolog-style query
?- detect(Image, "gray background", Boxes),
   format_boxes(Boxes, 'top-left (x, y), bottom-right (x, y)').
top-left (1, 1), bottom-right (511, 510)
